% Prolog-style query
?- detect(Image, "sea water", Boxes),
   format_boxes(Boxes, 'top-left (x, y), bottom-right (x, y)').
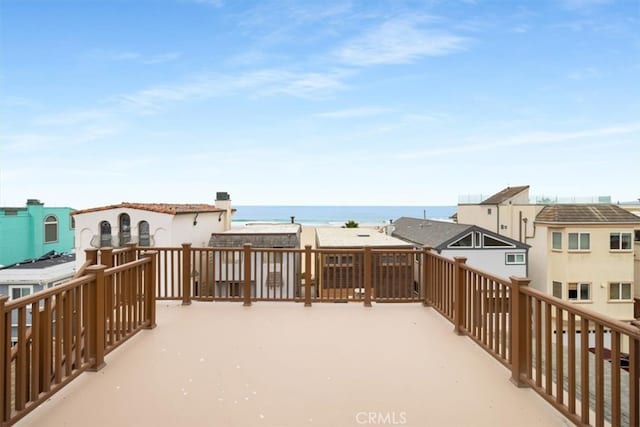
top-left (231, 205), bottom-right (456, 227)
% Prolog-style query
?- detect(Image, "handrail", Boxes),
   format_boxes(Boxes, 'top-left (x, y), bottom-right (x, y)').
top-left (521, 285), bottom-right (640, 338)
top-left (5, 274), bottom-right (96, 310)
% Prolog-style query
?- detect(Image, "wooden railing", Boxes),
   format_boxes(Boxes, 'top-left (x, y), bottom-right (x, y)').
top-left (140, 245), bottom-right (426, 305)
top-left (424, 253), bottom-right (640, 427)
top-left (0, 250), bottom-right (156, 426)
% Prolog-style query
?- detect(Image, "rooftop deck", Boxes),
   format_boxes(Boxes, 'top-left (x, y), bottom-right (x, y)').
top-left (18, 301), bottom-right (569, 427)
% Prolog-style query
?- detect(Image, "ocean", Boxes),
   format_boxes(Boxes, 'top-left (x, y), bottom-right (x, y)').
top-left (231, 205), bottom-right (457, 227)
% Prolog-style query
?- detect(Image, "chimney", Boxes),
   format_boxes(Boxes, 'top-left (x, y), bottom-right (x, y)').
top-left (215, 192), bottom-right (232, 230)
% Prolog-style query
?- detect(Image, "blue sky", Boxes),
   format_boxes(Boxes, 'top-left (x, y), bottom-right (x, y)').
top-left (1, 0), bottom-right (639, 208)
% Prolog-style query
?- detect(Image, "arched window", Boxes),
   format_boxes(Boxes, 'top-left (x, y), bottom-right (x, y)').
top-left (138, 221), bottom-right (150, 246)
top-left (44, 215), bottom-right (58, 243)
top-left (100, 221), bottom-right (112, 247)
top-left (119, 213), bottom-right (131, 246)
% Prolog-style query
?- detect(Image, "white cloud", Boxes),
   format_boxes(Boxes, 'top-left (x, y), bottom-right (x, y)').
top-left (314, 107), bottom-right (391, 119)
top-left (88, 49), bottom-right (181, 65)
top-left (395, 123), bottom-right (640, 160)
top-left (114, 69), bottom-right (352, 113)
top-left (336, 15), bottom-right (468, 66)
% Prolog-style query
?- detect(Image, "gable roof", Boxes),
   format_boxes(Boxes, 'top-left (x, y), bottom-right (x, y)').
top-left (391, 217), bottom-right (473, 248)
top-left (391, 217), bottom-right (529, 250)
top-left (72, 203), bottom-right (226, 216)
top-left (535, 204), bottom-right (640, 224)
top-left (481, 186), bottom-right (529, 205)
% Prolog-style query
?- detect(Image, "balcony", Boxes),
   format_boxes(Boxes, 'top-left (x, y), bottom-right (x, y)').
top-left (2, 245), bottom-right (639, 426)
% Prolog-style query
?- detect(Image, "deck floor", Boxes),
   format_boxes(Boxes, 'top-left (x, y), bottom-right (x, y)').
top-left (18, 302), bottom-right (571, 427)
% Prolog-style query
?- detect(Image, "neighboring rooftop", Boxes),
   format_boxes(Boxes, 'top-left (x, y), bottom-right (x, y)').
top-left (17, 302), bottom-right (569, 427)
top-left (535, 204), bottom-right (640, 224)
top-left (391, 217), bottom-right (529, 250)
top-left (391, 217), bottom-right (472, 247)
top-left (480, 185), bottom-right (530, 205)
top-left (315, 227), bottom-right (412, 248)
top-left (210, 224), bottom-right (301, 248)
top-left (72, 202), bottom-right (226, 216)
top-left (0, 251), bottom-right (76, 271)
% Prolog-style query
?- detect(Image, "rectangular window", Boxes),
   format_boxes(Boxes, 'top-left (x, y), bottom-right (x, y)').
top-left (610, 232), bottom-right (632, 250)
top-left (609, 282), bottom-right (631, 300)
top-left (487, 208), bottom-right (492, 215)
top-left (505, 253), bottom-right (526, 265)
top-left (568, 233), bottom-right (590, 250)
top-left (552, 281), bottom-right (562, 299)
top-left (552, 232), bottom-right (562, 250)
top-left (568, 282), bottom-right (590, 301)
top-left (10, 286), bottom-right (32, 300)
top-left (635, 230), bottom-right (640, 242)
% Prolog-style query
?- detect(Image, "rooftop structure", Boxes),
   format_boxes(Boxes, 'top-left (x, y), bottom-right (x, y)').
top-left (536, 204), bottom-right (640, 224)
top-left (315, 227), bottom-right (412, 248)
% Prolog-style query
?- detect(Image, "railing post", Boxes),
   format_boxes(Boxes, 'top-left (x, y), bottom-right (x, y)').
top-left (85, 248), bottom-right (99, 266)
top-left (0, 296), bottom-right (7, 424)
top-left (422, 246), bottom-right (432, 307)
top-left (243, 243), bottom-right (252, 306)
top-left (453, 257), bottom-right (467, 335)
top-left (182, 243), bottom-right (192, 306)
top-left (100, 247), bottom-right (114, 268)
top-left (144, 251), bottom-right (157, 329)
top-left (126, 242), bottom-right (137, 262)
top-left (510, 276), bottom-right (530, 388)
top-left (87, 265), bottom-right (106, 371)
top-left (363, 246), bottom-right (372, 307)
top-left (304, 245), bottom-right (312, 307)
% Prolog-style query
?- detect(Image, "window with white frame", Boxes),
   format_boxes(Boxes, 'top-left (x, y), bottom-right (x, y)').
top-left (552, 281), bottom-right (562, 299)
top-left (10, 286), bottom-right (32, 300)
top-left (505, 253), bottom-right (526, 265)
top-left (568, 282), bottom-right (590, 301)
top-left (609, 282), bottom-right (631, 300)
top-left (552, 232), bottom-right (562, 250)
top-left (483, 235), bottom-right (513, 247)
top-left (568, 233), bottom-right (590, 251)
top-left (609, 233), bottom-right (632, 251)
top-left (44, 215), bottom-right (58, 243)
top-left (449, 233), bottom-right (473, 247)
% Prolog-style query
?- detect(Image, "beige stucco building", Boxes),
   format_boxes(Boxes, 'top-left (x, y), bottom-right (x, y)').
top-left (457, 186), bottom-right (640, 321)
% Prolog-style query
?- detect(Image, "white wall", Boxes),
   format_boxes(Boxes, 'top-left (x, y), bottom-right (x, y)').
top-left (440, 248), bottom-right (527, 279)
top-left (171, 213), bottom-right (227, 247)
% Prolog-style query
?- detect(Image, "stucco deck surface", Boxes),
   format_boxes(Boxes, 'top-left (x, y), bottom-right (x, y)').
top-left (19, 302), bottom-right (571, 427)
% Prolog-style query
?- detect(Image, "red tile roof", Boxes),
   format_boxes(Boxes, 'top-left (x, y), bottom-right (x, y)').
top-left (71, 203), bottom-right (225, 216)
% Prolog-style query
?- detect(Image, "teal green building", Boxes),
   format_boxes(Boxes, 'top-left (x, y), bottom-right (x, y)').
top-left (0, 199), bottom-right (75, 267)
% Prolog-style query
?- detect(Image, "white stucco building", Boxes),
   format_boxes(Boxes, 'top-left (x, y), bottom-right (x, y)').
top-left (71, 192), bottom-right (235, 266)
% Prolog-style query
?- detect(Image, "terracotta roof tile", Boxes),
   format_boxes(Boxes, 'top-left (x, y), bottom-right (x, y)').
top-left (481, 186), bottom-right (529, 205)
top-left (72, 202), bottom-right (224, 216)
top-left (535, 204), bottom-right (640, 224)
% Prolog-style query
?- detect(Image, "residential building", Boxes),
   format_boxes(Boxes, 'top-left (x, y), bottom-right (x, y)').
top-left (457, 186), bottom-right (640, 321)
top-left (390, 216), bottom-right (529, 278)
top-left (0, 199), bottom-right (74, 267)
top-left (71, 192), bottom-right (235, 266)
top-left (530, 204), bottom-right (640, 321)
top-left (315, 227), bottom-right (415, 300)
top-left (0, 251), bottom-right (76, 343)
top-left (205, 224), bottom-right (302, 299)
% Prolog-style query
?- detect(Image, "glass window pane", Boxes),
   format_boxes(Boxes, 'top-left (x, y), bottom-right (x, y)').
top-left (552, 282), bottom-right (562, 298)
top-left (622, 233), bottom-right (632, 250)
top-left (568, 233), bottom-right (578, 250)
top-left (610, 233), bottom-right (620, 250)
top-left (552, 232), bottom-right (562, 249)
top-left (610, 283), bottom-right (620, 299)
top-left (580, 234), bottom-right (590, 250)
top-left (451, 233), bottom-right (473, 247)
top-left (580, 284), bottom-right (589, 300)
top-left (622, 283), bottom-right (631, 299)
